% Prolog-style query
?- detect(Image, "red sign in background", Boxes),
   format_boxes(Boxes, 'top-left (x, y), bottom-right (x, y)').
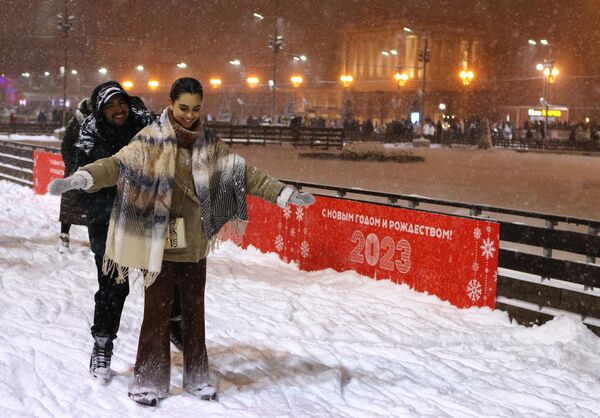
top-left (33, 151), bottom-right (64, 194)
top-left (235, 195), bottom-right (499, 309)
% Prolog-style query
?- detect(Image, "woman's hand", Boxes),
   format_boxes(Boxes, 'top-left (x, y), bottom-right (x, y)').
top-left (48, 171), bottom-right (93, 195)
top-left (287, 190), bottom-right (315, 207)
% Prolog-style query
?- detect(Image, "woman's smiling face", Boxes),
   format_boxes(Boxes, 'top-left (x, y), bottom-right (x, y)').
top-left (169, 93), bottom-right (202, 129)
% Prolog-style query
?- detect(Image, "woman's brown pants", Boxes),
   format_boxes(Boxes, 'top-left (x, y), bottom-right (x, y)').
top-left (129, 259), bottom-right (209, 397)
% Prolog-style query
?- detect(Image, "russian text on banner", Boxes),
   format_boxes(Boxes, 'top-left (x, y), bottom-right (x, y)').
top-left (237, 195), bottom-right (499, 309)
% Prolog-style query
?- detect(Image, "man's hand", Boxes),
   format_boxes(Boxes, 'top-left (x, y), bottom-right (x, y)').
top-left (287, 190), bottom-right (315, 207)
top-left (48, 172), bottom-right (91, 195)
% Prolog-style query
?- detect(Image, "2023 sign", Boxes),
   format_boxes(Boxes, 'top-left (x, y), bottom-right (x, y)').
top-left (350, 230), bottom-right (411, 273)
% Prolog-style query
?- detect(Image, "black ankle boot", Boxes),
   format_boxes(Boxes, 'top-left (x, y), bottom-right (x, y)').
top-left (89, 335), bottom-right (113, 383)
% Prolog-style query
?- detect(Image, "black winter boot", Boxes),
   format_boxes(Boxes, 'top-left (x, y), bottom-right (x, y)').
top-left (89, 335), bottom-right (113, 383)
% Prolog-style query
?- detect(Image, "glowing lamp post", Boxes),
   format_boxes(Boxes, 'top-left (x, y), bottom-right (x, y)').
top-left (459, 69), bottom-right (474, 85)
top-left (537, 62), bottom-right (559, 143)
top-left (290, 75), bottom-right (303, 88)
top-left (209, 78), bottom-right (222, 88)
top-left (394, 71), bottom-right (409, 87)
top-left (148, 80), bottom-right (159, 90)
top-left (340, 74), bottom-right (353, 88)
top-left (246, 76), bottom-right (260, 88)
top-left (122, 80), bottom-right (134, 90)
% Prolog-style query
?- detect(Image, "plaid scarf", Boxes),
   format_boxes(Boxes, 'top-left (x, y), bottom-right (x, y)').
top-left (103, 108), bottom-right (247, 287)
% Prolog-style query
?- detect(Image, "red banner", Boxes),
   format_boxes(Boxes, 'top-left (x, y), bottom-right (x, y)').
top-left (237, 195), bottom-right (499, 309)
top-left (33, 151), bottom-right (64, 194)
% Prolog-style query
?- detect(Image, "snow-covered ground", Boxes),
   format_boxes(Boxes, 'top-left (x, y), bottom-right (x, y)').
top-left (0, 134), bottom-right (58, 142)
top-left (2, 179), bottom-right (600, 418)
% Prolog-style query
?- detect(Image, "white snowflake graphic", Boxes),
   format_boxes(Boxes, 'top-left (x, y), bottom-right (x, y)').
top-left (480, 238), bottom-right (496, 259)
top-left (473, 227), bottom-right (482, 240)
top-left (275, 234), bottom-right (284, 251)
top-left (472, 261), bottom-right (479, 272)
top-left (467, 279), bottom-right (482, 302)
top-left (300, 241), bottom-right (310, 258)
top-left (283, 206), bottom-right (292, 219)
top-left (290, 228), bottom-right (296, 237)
top-left (295, 207), bottom-right (304, 221)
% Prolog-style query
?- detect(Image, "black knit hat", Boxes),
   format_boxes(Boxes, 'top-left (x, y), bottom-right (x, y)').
top-left (90, 81), bottom-right (131, 117)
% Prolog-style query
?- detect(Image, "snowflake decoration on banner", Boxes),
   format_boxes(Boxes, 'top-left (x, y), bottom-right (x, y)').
top-left (473, 227), bottom-right (482, 240)
top-left (283, 206), bottom-right (292, 219)
top-left (290, 228), bottom-right (296, 237)
top-left (275, 235), bottom-right (284, 251)
top-left (300, 241), bottom-right (310, 258)
top-left (486, 225), bottom-right (492, 233)
top-left (295, 207), bottom-right (304, 221)
top-left (472, 261), bottom-right (479, 272)
top-left (467, 279), bottom-right (482, 302)
top-left (480, 238), bottom-right (496, 259)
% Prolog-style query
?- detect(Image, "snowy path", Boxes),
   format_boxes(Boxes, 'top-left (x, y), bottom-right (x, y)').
top-left (1, 180), bottom-right (600, 417)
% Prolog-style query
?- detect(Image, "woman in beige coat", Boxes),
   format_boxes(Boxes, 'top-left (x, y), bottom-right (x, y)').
top-left (49, 77), bottom-right (314, 406)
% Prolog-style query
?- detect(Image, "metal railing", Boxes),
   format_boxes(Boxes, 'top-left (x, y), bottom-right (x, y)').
top-left (283, 179), bottom-right (600, 334)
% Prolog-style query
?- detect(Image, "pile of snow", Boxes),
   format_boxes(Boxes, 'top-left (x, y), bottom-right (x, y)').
top-left (1, 180), bottom-right (600, 417)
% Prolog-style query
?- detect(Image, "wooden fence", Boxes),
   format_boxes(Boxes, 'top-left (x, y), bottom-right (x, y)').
top-left (206, 123), bottom-right (345, 149)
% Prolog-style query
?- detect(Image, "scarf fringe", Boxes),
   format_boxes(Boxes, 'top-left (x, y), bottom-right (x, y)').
top-left (208, 218), bottom-right (249, 252)
top-left (102, 256), bottom-right (161, 288)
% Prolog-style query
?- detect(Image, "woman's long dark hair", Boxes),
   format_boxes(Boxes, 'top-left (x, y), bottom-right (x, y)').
top-left (169, 77), bottom-right (203, 101)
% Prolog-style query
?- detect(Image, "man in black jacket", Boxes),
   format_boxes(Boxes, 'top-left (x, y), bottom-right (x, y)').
top-left (75, 81), bottom-right (156, 383)
top-left (58, 98), bottom-right (92, 253)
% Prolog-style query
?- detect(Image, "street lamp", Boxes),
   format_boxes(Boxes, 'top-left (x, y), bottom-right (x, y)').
top-left (340, 74), bottom-right (353, 88)
top-left (209, 78), bottom-right (222, 88)
top-left (56, 0), bottom-right (75, 125)
top-left (122, 80), bottom-right (134, 90)
top-left (393, 70), bottom-right (409, 120)
top-left (290, 75), bottom-right (303, 88)
top-left (136, 65), bottom-right (144, 72)
top-left (246, 76), bottom-right (260, 88)
top-left (394, 71), bottom-right (408, 87)
top-left (536, 60), bottom-right (559, 143)
top-left (98, 67), bottom-right (108, 75)
top-left (405, 26), bottom-right (430, 124)
top-left (340, 75), bottom-right (354, 122)
top-left (459, 69), bottom-right (474, 85)
top-left (176, 62), bottom-right (187, 69)
top-left (148, 80), bottom-right (159, 90)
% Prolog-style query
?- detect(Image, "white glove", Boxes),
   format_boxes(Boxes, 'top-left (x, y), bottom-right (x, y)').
top-left (288, 190), bottom-right (315, 206)
top-left (48, 171), bottom-right (92, 195)
top-left (277, 186), bottom-right (315, 207)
